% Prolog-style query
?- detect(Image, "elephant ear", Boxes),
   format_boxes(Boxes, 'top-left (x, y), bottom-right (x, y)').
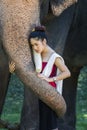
top-left (50, 0), bottom-right (77, 16)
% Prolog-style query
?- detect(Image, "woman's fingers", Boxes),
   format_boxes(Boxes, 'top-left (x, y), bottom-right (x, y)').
top-left (37, 74), bottom-right (44, 78)
top-left (37, 74), bottom-right (48, 81)
top-left (9, 61), bottom-right (16, 73)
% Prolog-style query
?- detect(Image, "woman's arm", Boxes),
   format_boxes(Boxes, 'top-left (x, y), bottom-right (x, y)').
top-left (37, 57), bottom-right (71, 82)
top-left (9, 61), bottom-right (15, 73)
top-left (53, 57), bottom-right (71, 81)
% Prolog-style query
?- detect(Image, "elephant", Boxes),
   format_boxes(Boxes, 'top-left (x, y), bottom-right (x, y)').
top-left (0, 0), bottom-right (87, 130)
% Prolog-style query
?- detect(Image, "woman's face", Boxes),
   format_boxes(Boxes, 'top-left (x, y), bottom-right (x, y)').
top-left (30, 38), bottom-right (46, 53)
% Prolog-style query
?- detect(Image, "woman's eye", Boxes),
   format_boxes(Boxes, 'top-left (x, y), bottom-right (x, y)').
top-left (35, 44), bottom-right (38, 46)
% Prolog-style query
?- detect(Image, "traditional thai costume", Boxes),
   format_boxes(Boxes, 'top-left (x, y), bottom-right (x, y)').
top-left (37, 52), bottom-right (64, 130)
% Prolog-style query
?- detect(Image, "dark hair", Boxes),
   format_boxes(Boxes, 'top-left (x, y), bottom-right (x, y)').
top-left (28, 26), bottom-right (48, 43)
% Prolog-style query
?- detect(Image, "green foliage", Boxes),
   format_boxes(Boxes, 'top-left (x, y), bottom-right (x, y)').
top-left (76, 66), bottom-right (87, 130)
top-left (0, 66), bottom-right (87, 130)
top-left (1, 74), bottom-right (24, 124)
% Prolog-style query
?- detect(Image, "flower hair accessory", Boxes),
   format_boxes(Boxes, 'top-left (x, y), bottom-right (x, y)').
top-left (32, 26), bottom-right (46, 32)
top-left (32, 28), bottom-right (35, 32)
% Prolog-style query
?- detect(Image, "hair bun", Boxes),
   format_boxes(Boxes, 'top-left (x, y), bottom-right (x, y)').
top-left (35, 26), bottom-right (46, 32)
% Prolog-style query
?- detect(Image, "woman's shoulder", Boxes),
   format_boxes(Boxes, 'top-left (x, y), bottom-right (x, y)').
top-left (54, 54), bottom-right (64, 66)
top-left (48, 47), bottom-right (55, 54)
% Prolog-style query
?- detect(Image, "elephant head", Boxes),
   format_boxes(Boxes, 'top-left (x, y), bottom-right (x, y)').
top-left (0, 0), bottom-right (76, 118)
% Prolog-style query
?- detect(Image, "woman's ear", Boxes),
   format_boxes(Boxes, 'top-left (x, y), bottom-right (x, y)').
top-left (43, 39), bottom-right (47, 46)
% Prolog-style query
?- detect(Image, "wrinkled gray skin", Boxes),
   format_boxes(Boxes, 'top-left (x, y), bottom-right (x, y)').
top-left (0, 0), bottom-right (87, 130)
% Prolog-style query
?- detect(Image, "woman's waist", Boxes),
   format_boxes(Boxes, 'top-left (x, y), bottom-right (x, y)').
top-left (49, 81), bottom-right (56, 88)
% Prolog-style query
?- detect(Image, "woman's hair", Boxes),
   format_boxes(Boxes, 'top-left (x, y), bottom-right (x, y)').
top-left (28, 26), bottom-right (48, 43)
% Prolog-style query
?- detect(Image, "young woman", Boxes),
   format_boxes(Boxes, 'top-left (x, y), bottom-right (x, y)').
top-left (9, 26), bottom-right (71, 130)
top-left (28, 26), bottom-right (71, 130)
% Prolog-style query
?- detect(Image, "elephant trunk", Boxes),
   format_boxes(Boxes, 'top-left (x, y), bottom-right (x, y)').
top-left (0, 0), bottom-right (66, 117)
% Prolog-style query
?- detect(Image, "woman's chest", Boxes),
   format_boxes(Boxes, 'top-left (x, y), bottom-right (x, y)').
top-left (42, 62), bottom-right (57, 77)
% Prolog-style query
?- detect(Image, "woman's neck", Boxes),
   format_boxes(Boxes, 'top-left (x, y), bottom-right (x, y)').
top-left (41, 46), bottom-right (49, 57)
top-left (41, 45), bottom-right (54, 61)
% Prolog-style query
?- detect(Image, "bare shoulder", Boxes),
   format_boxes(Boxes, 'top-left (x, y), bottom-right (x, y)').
top-left (48, 46), bottom-right (55, 53)
top-left (54, 56), bottom-right (70, 74)
top-left (47, 46), bottom-right (55, 56)
top-left (55, 57), bottom-right (64, 66)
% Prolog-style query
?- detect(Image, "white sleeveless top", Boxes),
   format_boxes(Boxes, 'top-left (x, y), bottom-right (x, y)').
top-left (33, 50), bottom-right (64, 95)
top-left (42, 52), bottom-right (64, 95)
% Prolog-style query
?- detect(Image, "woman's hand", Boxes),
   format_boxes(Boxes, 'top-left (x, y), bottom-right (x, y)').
top-left (9, 61), bottom-right (15, 73)
top-left (37, 73), bottom-right (53, 82)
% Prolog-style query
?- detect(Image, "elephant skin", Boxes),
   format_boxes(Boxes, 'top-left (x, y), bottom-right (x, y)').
top-left (50, 0), bottom-right (77, 16)
top-left (0, 0), bottom-right (73, 122)
top-left (0, 0), bottom-right (82, 130)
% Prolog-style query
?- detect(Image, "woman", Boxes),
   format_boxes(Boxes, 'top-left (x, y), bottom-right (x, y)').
top-left (28, 26), bottom-right (71, 130)
top-left (9, 26), bottom-right (71, 130)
